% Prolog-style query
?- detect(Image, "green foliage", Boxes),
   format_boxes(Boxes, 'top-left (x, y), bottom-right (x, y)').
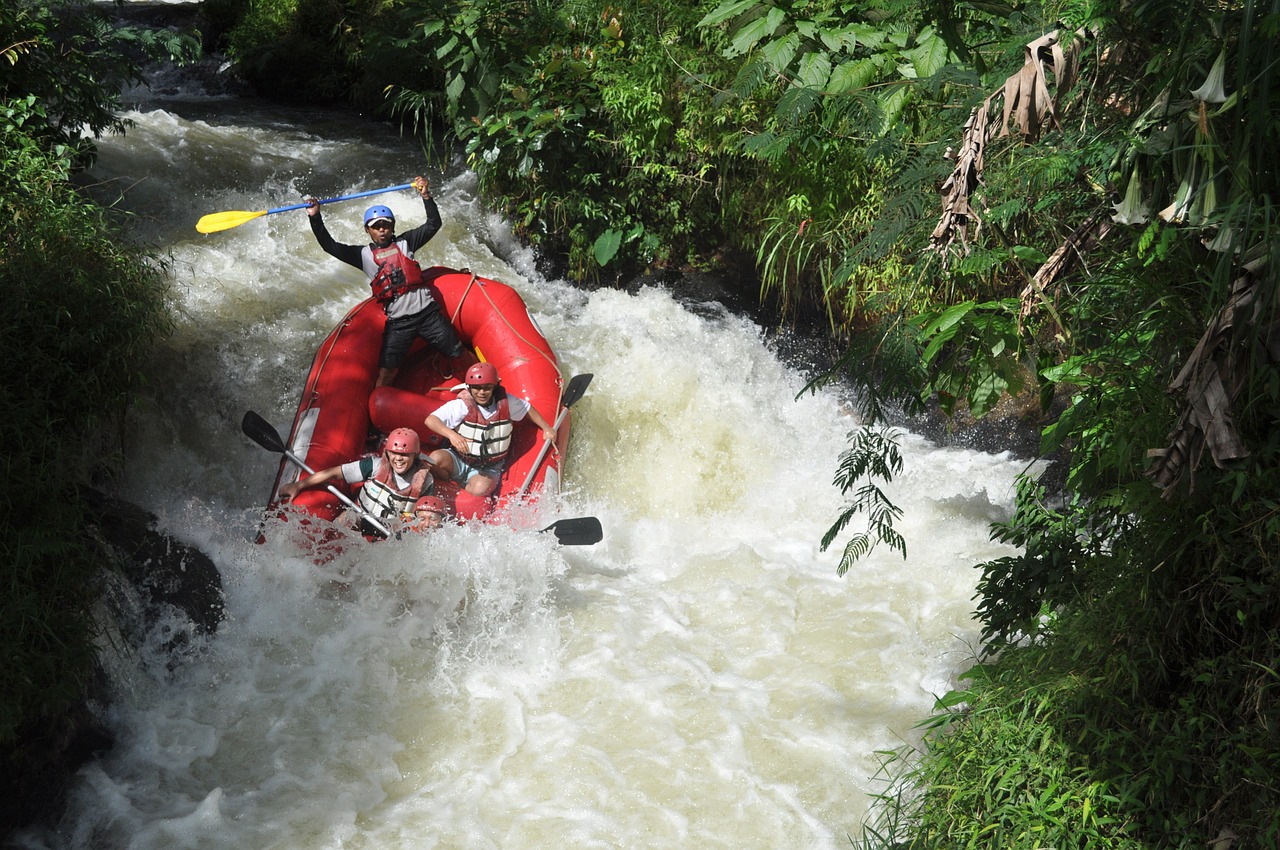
top-left (822, 426), bottom-right (906, 573)
top-left (702, 0), bottom-right (954, 135)
top-left (0, 111), bottom-right (172, 743)
top-left (972, 478), bottom-right (1095, 651)
top-left (913, 297), bottom-right (1025, 418)
top-left (864, 461), bottom-right (1280, 844)
top-left (0, 0), bottom-right (199, 157)
top-left (221, 0), bottom-right (365, 101)
top-left (849, 0), bottom-right (1280, 843)
top-left (860, 659), bottom-right (1146, 849)
top-left (375, 0), bottom-right (755, 278)
top-left (696, 0), bottom-right (1029, 323)
top-left (808, 318), bottom-right (926, 567)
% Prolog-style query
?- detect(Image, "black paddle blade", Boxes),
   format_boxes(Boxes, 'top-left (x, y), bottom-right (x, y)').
top-left (561, 373), bottom-right (593, 409)
top-left (242, 410), bottom-right (287, 454)
top-left (541, 516), bottom-right (603, 546)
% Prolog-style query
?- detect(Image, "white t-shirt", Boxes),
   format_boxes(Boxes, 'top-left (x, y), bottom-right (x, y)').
top-left (339, 455), bottom-right (415, 489)
top-left (431, 393), bottom-right (531, 430)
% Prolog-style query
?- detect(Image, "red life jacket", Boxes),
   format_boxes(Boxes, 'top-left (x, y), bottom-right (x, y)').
top-left (368, 243), bottom-right (426, 305)
top-left (356, 454), bottom-right (434, 520)
top-left (456, 392), bottom-right (513, 465)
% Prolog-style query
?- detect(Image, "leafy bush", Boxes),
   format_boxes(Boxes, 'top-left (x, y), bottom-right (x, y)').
top-left (220, 0), bottom-right (365, 101)
top-left (0, 0), bottom-right (198, 157)
top-left (0, 103), bottom-right (172, 743)
top-left (846, 0), bottom-right (1280, 843)
top-left (374, 0), bottom-right (756, 278)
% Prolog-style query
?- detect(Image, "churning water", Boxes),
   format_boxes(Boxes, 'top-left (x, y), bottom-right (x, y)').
top-left (13, 84), bottom-right (1031, 849)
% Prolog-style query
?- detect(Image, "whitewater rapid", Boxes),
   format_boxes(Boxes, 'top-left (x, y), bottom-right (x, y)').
top-left (12, 97), bottom-right (1030, 849)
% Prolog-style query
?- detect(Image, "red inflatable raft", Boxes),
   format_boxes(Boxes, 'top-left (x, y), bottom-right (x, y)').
top-left (267, 267), bottom-right (575, 527)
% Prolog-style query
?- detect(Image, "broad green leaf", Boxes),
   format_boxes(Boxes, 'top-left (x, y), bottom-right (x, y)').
top-left (761, 32), bottom-right (799, 72)
top-left (1013, 245), bottom-right (1050, 263)
top-left (1041, 355), bottom-right (1093, 384)
top-left (445, 72), bottom-right (465, 103)
top-left (730, 9), bottom-right (786, 56)
top-left (876, 84), bottom-right (910, 134)
top-left (920, 323), bottom-right (961, 366)
top-left (594, 229), bottom-right (623, 266)
top-left (969, 367), bottom-right (1007, 418)
top-left (854, 24), bottom-right (887, 50)
top-left (823, 22), bottom-right (876, 51)
top-left (797, 51), bottom-right (833, 89)
top-left (827, 57), bottom-right (880, 93)
top-left (436, 34), bottom-right (459, 60)
top-left (697, 0), bottom-right (758, 28)
top-left (906, 28), bottom-right (949, 78)
top-left (920, 301), bottom-right (977, 337)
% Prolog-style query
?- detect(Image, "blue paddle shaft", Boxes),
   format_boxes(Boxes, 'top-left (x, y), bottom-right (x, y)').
top-left (266, 183), bottom-right (416, 216)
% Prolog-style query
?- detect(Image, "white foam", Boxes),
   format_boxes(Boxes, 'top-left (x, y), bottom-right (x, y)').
top-left (21, 105), bottom-right (1029, 849)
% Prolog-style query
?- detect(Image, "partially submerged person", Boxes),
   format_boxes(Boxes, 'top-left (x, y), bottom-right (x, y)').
top-left (405, 494), bottom-right (449, 532)
top-left (306, 176), bottom-right (474, 387)
top-left (424, 362), bottom-right (557, 498)
top-left (278, 427), bottom-right (436, 538)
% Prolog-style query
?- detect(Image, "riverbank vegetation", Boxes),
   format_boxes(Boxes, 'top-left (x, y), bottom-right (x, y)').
top-left (218, 0), bottom-right (1277, 843)
top-left (4, 0), bottom-right (1275, 844)
top-left (1, 0), bottom-right (195, 822)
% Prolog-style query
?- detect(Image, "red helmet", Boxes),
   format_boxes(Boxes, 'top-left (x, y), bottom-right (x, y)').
top-left (413, 495), bottom-right (448, 515)
top-left (465, 362), bottom-right (499, 386)
top-left (385, 427), bottom-right (421, 455)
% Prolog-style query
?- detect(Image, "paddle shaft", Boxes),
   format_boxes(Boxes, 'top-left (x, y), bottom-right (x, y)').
top-left (242, 411), bottom-right (391, 537)
top-left (197, 183), bottom-right (416, 233)
top-left (266, 183), bottom-right (414, 216)
top-left (517, 407), bottom-right (571, 497)
top-left (279, 447), bottom-right (392, 539)
top-left (516, 373), bottom-right (592, 497)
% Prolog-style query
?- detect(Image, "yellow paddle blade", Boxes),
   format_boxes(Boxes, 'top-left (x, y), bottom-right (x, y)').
top-left (196, 208), bottom-right (269, 234)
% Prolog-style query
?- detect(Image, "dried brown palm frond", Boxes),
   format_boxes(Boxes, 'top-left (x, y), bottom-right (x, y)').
top-left (1147, 255), bottom-right (1278, 497)
top-left (930, 28), bottom-right (1090, 260)
top-left (1017, 210), bottom-right (1113, 332)
top-left (1001, 29), bottom-right (1088, 140)
top-left (929, 97), bottom-right (992, 258)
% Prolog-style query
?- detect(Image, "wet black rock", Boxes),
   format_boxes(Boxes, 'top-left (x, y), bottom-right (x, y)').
top-left (0, 489), bottom-right (224, 841)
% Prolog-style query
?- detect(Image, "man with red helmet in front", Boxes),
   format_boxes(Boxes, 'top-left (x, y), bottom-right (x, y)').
top-left (278, 427), bottom-right (436, 537)
top-left (424, 362), bottom-right (556, 497)
top-left (407, 495), bottom-right (450, 531)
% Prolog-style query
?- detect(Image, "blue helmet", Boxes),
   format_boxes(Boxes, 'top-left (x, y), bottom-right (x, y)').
top-left (363, 205), bottom-right (395, 225)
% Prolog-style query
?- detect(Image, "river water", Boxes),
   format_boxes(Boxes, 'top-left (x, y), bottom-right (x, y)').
top-left (14, 67), bottom-right (1032, 850)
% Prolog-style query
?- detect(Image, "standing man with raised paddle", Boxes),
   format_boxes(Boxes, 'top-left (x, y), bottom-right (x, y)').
top-left (305, 176), bottom-right (474, 387)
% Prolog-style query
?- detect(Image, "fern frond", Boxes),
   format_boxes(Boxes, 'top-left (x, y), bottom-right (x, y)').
top-left (822, 427), bottom-right (909, 571)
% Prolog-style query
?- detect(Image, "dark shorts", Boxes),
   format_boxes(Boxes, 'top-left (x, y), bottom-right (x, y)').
top-left (380, 304), bottom-right (465, 368)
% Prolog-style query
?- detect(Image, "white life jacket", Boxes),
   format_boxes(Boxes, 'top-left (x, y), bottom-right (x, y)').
top-left (456, 392), bottom-right (513, 466)
top-left (355, 455), bottom-right (434, 521)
